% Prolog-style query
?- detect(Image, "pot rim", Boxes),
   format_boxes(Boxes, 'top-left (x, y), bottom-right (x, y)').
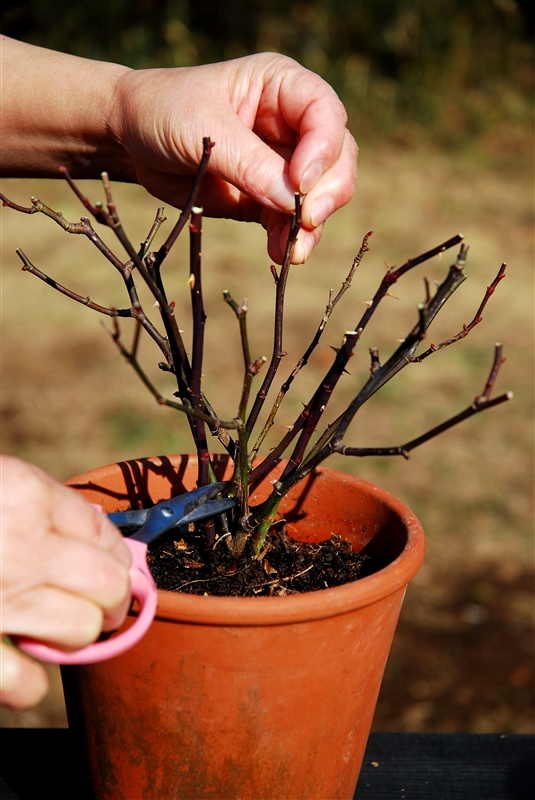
top-left (155, 483), bottom-right (424, 626)
top-left (67, 456), bottom-right (425, 627)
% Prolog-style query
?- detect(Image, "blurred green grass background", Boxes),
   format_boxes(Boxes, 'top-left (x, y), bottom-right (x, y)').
top-left (1, 0), bottom-right (533, 732)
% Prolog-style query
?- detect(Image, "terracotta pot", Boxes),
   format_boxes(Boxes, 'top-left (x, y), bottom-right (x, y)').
top-left (61, 454), bottom-right (425, 800)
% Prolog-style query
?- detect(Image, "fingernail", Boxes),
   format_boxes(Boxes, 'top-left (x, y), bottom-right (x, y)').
top-left (310, 196), bottom-right (334, 228)
top-left (300, 160), bottom-right (323, 194)
top-left (269, 173), bottom-right (296, 211)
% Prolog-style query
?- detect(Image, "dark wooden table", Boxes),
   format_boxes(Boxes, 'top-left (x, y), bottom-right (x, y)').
top-left (1, 729), bottom-right (533, 799)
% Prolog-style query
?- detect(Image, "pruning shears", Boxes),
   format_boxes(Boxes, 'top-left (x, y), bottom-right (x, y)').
top-left (15, 483), bottom-right (238, 665)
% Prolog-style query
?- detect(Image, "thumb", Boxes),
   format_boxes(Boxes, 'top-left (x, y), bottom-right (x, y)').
top-left (0, 639), bottom-right (48, 709)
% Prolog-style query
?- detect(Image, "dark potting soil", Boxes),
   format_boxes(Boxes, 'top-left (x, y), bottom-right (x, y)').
top-left (146, 528), bottom-right (367, 597)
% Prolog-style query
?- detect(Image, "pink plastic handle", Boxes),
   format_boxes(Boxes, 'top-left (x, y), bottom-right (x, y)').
top-left (15, 539), bottom-right (158, 665)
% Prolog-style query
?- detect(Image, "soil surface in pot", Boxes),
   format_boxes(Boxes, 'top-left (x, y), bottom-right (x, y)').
top-left (146, 528), bottom-right (367, 596)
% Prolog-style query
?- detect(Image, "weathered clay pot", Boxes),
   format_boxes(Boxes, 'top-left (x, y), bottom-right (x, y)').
top-left (61, 454), bottom-right (425, 800)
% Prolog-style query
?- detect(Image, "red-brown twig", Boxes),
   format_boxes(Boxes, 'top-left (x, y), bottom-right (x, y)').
top-left (223, 289), bottom-right (269, 518)
top-left (97, 172), bottom-right (193, 394)
top-left (188, 207), bottom-right (213, 488)
top-left (251, 235), bottom-right (465, 488)
top-left (250, 231), bottom-right (372, 463)
top-left (58, 165), bottom-right (109, 224)
top-left (17, 250), bottom-right (132, 318)
top-left (334, 345), bottom-right (511, 459)
top-left (157, 138), bottom-right (215, 258)
top-left (475, 342), bottom-right (507, 403)
top-left (61, 168), bottom-right (190, 384)
top-left (2, 194), bottom-right (129, 273)
top-left (354, 234), bottom-right (464, 337)
top-left (1, 193), bottom-right (39, 214)
top-left (6, 199), bottom-right (172, 361)
top-left (223, 291), bottom-right (253, 421)
top-left (245, 194), bottom-right (302, 437)
top-left (140, 208), bottom-right (167, 259)
top-left (103, 317), bottom-right (241, 431)
top-left (414, 263), bottom-right (507, 361)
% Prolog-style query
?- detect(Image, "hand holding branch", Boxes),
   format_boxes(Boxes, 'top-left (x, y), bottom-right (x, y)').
top-left (0, 36), bottom-right (357, 264)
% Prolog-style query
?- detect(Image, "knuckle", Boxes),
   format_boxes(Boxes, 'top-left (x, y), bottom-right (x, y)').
top-left (71, 603), bottom-right (104, 646)
top-left (99, 559), bottom-right (131, 610)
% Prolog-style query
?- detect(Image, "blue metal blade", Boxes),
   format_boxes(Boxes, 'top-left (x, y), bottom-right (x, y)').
top-left (107, 509), bottom-right (149, 528)
top-left (117, 482), bottom-right (237, 544)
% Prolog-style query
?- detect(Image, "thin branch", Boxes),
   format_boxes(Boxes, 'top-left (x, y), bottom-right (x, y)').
top-left (201, 393), bottom-right (237, 459)
top-left (14, 244), bottom-right (171, 359)
top-left (330, 243), bottom-right (471, 445)
top-left (334, 391), bottom-right (511, 459)
top-left (354, 234), bottom-right (464, 338)
top-left (59, 167), bottom-right (166, 265)
top-left (335, 344), bottom-right (511, 459)
top-left (94, 172), bottom-right (193, 395)
top-left (414, 263), bottom-right (507, 361)
top-left (277, 327), bottom-right (361, 481)
top-left (1, 193), bottom-right (40, 214)
top-left (223, 291), bottom-right (253, 421)
top-left (131, 317), bottom-right (143, 360)
top-left (251, 241), bottom-right (472, 508)
top-left (2, 194), bottom-right (130, 274)
top-left (58, 165), bottom-right (109, 224)
top-left (250, 231), bottom-right (372, 462)
top-left (245, 193), bottom-right (302, 436)
top-left (140, 207), bottom-right (167, 260)
top-left (157, 137), bottom-right (215, 258)
top-left (103, 318), bottom-right (241, 431)
top-left (188, 207), bottom-right (213, 487)
top-left (223, 295), bottom-right (268, 520)
top-left (16, 250), bottom-right (132, 317)
top-left (251, 237), bottom-right (467, 488)
top-left (475, 342), bottom-right (507, 403)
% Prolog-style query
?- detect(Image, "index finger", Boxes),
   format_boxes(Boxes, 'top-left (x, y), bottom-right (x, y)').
top-left (274, 66), bottom-right (349, 194)
top-left (2, 457), bottom-right (131, 568)
top-left (49, 481), bottom-right (131, 568)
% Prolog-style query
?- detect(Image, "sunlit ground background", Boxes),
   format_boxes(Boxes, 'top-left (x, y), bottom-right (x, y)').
top-left (1, 0), bottom-right (533, 733)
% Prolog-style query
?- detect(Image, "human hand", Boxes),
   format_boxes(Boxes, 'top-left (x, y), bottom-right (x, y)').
top-left (111, 53), bottom-right (358, 264)
top-left (0, 456), bottom-right (131, 709)
top-left (1, 40), bottom-right (357, 263)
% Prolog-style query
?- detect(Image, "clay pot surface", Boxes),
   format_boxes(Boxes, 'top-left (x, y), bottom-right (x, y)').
top-left (62, 454), bottom-right (425, 800)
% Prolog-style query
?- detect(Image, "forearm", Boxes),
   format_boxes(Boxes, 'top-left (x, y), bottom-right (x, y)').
top-left (0, 36), bottom-right (133, 180)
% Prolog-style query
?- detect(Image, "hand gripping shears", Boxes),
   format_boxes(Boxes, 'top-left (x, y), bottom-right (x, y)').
top-left (15, 483), bottom-right (238, 665)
